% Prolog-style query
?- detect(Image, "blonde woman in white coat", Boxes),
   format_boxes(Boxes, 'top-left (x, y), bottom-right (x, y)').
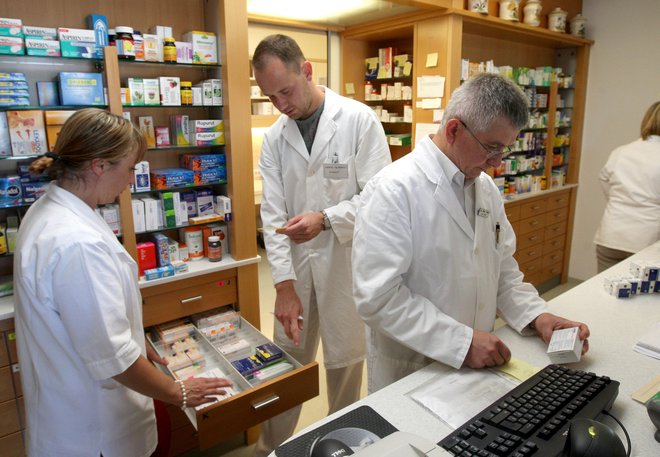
top-left (353, 74), bottom-right (590, 393)
top-left (594, 101), bottom-right (660, 272)
top-left (252, 35), bottom-right (391, 456)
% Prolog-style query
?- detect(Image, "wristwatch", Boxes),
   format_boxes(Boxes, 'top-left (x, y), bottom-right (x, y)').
top-left (321, 210), bottom-right (331, 231)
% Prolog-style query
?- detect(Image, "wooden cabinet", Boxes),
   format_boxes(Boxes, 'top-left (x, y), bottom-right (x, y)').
top-left (341, 1), bottom-right (589, 290)
top-left (0, 0), bottom-right (318, 454)
top-left (0, 322), bottom-right (22, 456)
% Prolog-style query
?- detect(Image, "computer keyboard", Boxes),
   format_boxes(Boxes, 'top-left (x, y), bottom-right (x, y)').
top-left (438, 364), bottom-right (620, 457)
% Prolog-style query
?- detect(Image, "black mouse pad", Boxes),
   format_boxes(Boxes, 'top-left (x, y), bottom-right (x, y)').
top-left (274, 405), bottom-right (398, 457)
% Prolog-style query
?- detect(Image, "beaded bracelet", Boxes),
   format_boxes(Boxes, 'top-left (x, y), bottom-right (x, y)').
top-left (175, 379), bottom-right (188, 410)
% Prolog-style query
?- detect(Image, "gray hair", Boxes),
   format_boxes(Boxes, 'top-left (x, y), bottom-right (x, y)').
top-left (253, 34), bottom-right (305, 73)
top-left (442, 73), bottom-right (529, 133)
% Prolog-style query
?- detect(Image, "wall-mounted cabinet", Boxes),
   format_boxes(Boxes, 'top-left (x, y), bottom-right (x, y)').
top-left (341, 0), bottom-right (591, 290)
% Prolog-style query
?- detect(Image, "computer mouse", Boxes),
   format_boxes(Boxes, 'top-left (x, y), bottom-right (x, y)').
top-left (310, 438), bottom-right (355, 457)
top-left (562, 418), bottom-right (626, 457)
top-left (647, 394), bottom-right (660, 442)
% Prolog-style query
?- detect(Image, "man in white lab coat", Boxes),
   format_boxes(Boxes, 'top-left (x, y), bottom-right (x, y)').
top-left (252, 35), bottom-right (391, 455)
top-left (353, 74), bottom-right (590, 393)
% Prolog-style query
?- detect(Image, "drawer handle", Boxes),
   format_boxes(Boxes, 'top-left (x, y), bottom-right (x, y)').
top-left (530, 221), bottom-right (539, 226)
top-left (252, 395), bottom-right (281, 410)
top-left (181, 295), bottom-right (203, 304)
top-left (529, 235), bottom-right (538, 241)
top-left (528, 251), bottom-right (537, 256)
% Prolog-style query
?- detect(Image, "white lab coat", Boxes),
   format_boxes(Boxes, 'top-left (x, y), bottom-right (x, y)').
top-left (14, 183), bottom-right (157, 457)
top-left (353, 136), bottom-right (548, 392)
top-left (259, 87), bottom-right (391, 368)
top-left (594, 136), bottom-right (660, 253)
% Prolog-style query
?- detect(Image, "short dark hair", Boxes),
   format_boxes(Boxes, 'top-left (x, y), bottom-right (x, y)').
top-left (253, 34), bottom-right (305, 73)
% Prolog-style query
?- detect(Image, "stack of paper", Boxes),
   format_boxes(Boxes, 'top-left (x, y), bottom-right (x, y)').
top-left (633, 321), bottom-right (660, 360)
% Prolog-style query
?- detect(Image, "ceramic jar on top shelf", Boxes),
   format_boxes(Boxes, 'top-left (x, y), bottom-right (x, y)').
top-left (548, 7), bottom-right (568, 33)
top-left (499, 1), bottom-right (520, 21)
top-left (523, 0), bottom-right (542, 27)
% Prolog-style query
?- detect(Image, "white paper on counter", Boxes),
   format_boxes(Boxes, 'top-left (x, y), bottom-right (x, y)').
top-left (406, 368), bottom-right (519, 429)
top-left (633, 321), bottom-right (660, 360)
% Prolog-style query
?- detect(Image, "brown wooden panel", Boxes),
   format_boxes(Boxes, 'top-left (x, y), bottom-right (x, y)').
top-left (516, 228), bottom-right (544, 250)
top-left (545, 207), bottom-right (569, 225)
top-left (17, 397), bottom-right (24, 431)
top-left (518, 213), bottom-right (547, 235)
top-left (520, 198), bottom-right (548, 219)
top-left (0, 333), bottom-right (8, 368)
top-left (504, 202), bottom-right (521, 223)
top-left (545, 220), bottom-right (567, 239)
top-left (168, 421), bottom-right (198, 457)
top-left (0, 431), bottom-right (24, 457)
top-left (11, 365), bottom-right (20, 399)
top-left (0, 399), bottom-right (20, 437)
top-left (514, 244), bottom-right (543, 265)
top-left (543, 234), bottom-right (566, 255)
top-left (542, 250), bottom-right (564, 268)
top-left (519, 257), bottom-right (543, 283)
top-left (541, 261), bottom-right (564, 283)
top-left (546, 190), bottom-right (571, 211)
top-left (0, 367), bottom-right (13, 404)
top-left (196, 362), bottom-right (319, 449)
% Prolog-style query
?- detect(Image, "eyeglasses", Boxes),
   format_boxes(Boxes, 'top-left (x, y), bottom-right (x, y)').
top-left (460, 120), bottom-right (513, 159)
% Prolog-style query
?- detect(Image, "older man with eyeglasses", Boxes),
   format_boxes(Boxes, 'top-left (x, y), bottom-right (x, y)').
top-left (352, 73), bottom-right (590, 393)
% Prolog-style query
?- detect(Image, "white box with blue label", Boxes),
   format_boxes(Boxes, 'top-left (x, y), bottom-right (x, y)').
top-left (58, 27), bottom-right (97, 59)
top-left (0, 176), bottom-right (22, 206)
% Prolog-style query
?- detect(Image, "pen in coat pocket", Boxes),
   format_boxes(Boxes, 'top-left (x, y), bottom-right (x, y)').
top-left (495, 222), bottom-right (501, 246)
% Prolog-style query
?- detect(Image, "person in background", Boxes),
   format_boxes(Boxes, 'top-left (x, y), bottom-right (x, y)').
top-left (14, 108), bottom-right (230, 457)
top-left (594, 101), bottom-right (660, 272)
top-left (252, 34), bottom-right (391, 455)
top-left (352, 74), bottom-right (590, 393)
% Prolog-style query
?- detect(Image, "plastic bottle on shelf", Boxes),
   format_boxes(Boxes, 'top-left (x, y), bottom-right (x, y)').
top-left (180, 81), bottom-right (193, 105)
top-left (207, 236), bottom-right (222, 262)
top-left (108, 28), bottom-right (116, 47)
top-left (163, 37), bottom-right (177, 63)
top-left (115, 26), bottom-right (135, 60)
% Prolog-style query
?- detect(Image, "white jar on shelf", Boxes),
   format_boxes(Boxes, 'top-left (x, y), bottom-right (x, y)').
top-left (548, 7), bottom-right (568, 33)
top-left (523, 0), bottom-right (542, 27)
top-left (499, 0), bottom-right (520, 21)
top-left (570, 14), bottom-right (587, 37)
top-left (468, 0), bottom-right (488, 14)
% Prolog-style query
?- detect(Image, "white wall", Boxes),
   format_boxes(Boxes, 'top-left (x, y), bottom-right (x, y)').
top-left (569, 0), bottom-right (660, 279)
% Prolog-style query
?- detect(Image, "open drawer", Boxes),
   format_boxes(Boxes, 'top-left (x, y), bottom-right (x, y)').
top-left (148, 316), bottom-right (319, 449)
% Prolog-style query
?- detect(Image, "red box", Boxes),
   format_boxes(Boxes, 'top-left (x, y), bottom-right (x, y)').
top-left (137, 241), bottom-right (157, 276)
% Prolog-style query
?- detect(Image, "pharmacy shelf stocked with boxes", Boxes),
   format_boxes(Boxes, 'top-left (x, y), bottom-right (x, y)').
top-left (0, 1), bottom-right (318, 454)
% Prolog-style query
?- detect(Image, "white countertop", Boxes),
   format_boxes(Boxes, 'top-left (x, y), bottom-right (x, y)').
top-left (280, 241), bottom-right (660, 457)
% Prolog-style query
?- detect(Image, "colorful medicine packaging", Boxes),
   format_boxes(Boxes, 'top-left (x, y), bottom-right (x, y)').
top-left (180, 153), bottom-right (225, 171)
top-left (7, 110), bottom-right (47, 156)
top-left (182, 30), bottom-right (217, 65)
top-left (44, 110), bottom-right (76, 151)
top-left (59, 72), bottom-right (104, 105)
top-left (150, 168), bottom-right (194, 190)
top-left (0, 176), bottom-right (22, 206)
top-left (58, 27), bottom-right (97, 59)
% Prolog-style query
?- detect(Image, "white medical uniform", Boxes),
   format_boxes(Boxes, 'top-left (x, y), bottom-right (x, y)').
top-left (594, 136), bottom-right (660, 253)
top-left (353, 136), bottom-right (548, 393)
top-left (14, 183), bottom-right (157, 457)
top-left (255, 87), bottom-right (390, 456)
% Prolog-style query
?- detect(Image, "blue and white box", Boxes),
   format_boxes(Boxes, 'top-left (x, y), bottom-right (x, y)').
top-left (86, 14), bottom-right (108, 59)
top-left (59, 72), bottom-right (104, 105)
top-left (0, 176), bottom-right (22, 206)
top-left (58, 27), bottom-right (97, 59)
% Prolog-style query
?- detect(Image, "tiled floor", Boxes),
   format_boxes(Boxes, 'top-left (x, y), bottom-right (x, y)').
top-left (181, 249), bottom-right (581, 457)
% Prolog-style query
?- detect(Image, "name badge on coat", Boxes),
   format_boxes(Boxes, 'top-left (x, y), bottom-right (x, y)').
top-left (323, 163), bottom-right (348, 179)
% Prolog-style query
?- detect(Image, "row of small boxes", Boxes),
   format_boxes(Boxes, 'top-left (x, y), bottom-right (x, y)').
top-left (604, 260), bottom-right (660, 298)
top-left (137, 116), bottom-right (224, 150)
top-left (1, 71), bottom-right (105, 109)
top-left (125, 78), bottom-right (222, 107)
top-left (0, 17), bottom-right (218, 65)
top-left (0, 216), bottom-right (19, 255)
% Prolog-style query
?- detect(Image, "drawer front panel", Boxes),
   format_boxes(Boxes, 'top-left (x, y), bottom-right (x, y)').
top-left (0, 431), bottom-right (24, 457)
top-left (196, 362), bottom-right (319, 449)
top-left (0, 366), bottom-right (13, 403)
top-left (520, 199), bottom-right (548, 219)
top-left (542, 261), bottom-right (564, 282)
top-left (143, 277), bottom-right (237, 327)
top-left (514, 244), bottom-right (543, 265)
top-left (518, 213), bottom-right (547, 235)
top-left (0, 399), bottom-right (20, 436)
top-left (543, 235), bottom-right (566, 255)
top-left (546, 207), bottom-right (569, 225)
top-left (516, 228), bottom-right (544, 250)
top-left (0, 333), bottom-right (8, 367)
top-left (542, 250), bottom-right (564, 268)
top-left (546, 190), bottom-right (570, 211)
top-left (504, 203), bottom-right (521, 222)
top-left (519, 257), bottom-right (543, 280)
top-left (545, 220), bottom-right (567, 239)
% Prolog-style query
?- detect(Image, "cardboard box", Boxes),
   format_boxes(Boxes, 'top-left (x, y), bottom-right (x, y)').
top-left (193, 166), bottom-right (226, 185)
top-left (159, 76), bottom-right (181, 106)
top-left (143, 34), bottom-right (160, 62)
top-left (7, 110), bottom-right (47, 156)
top-left (151, 232), bottom-right (170, 267)
top-left (180, 153), bottom-right (225, 170)
top-left (59, 72), bottom-right (104, 105)
top-left (136, 241), bottom-right (157, 277)
top-left (169, 115), bottom-right (190, 146)
top-left (546, 327), bottom-right (583, 364)
top-left (128, 78), bottom-right (145, 106)
top-left (189, 119), bottom-right (224, 133)
top-left (175, 41), bottom-right (193, 64)
top-left (141, 197), bottom-right (160, 230)
top-left (182, 31), bottom-right (218, 65)
top-left (22, 25), bottom-right (56, 38)
top-left (0, 176), bottom-right (22, 206)
top-left (194, 131), bottom-right (224, 146)
top-left (25, 37), bottom-right (60, 57)
top-left (132, 160), bottom-right (150, 192)
top-left (44, 110), bottom-right (76, 151)
top-left (214, 195), bottom-right (231, 222)
top-left (150, 168), bottom-right (194, 189)
top-left (155, 126), bottom-right (170, 148)
top-left (132, 199), bottom-right (146, 233)
top-left (20, 180), bottom-right (49, 203)
top-left (86, 14), bottom-right (108, 60)
top-left (101, 204), bottom-right (121, 235)
top-left (37, 82), bottom-right (60, 106)
top-left (0, 36), bottom-right (24, 55)
top-left (58, 27), bottom-right (97, 59)
top-left (138, 116), bottom-right (156, 149)
top-left (0, 18), bottom-right (23, 37)
top-left (0, 112), bottom-right (10, 157)
top-left (143, 78), bottom-right (160, 106)
top-left (195, 188), bottom-right (214, 216)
